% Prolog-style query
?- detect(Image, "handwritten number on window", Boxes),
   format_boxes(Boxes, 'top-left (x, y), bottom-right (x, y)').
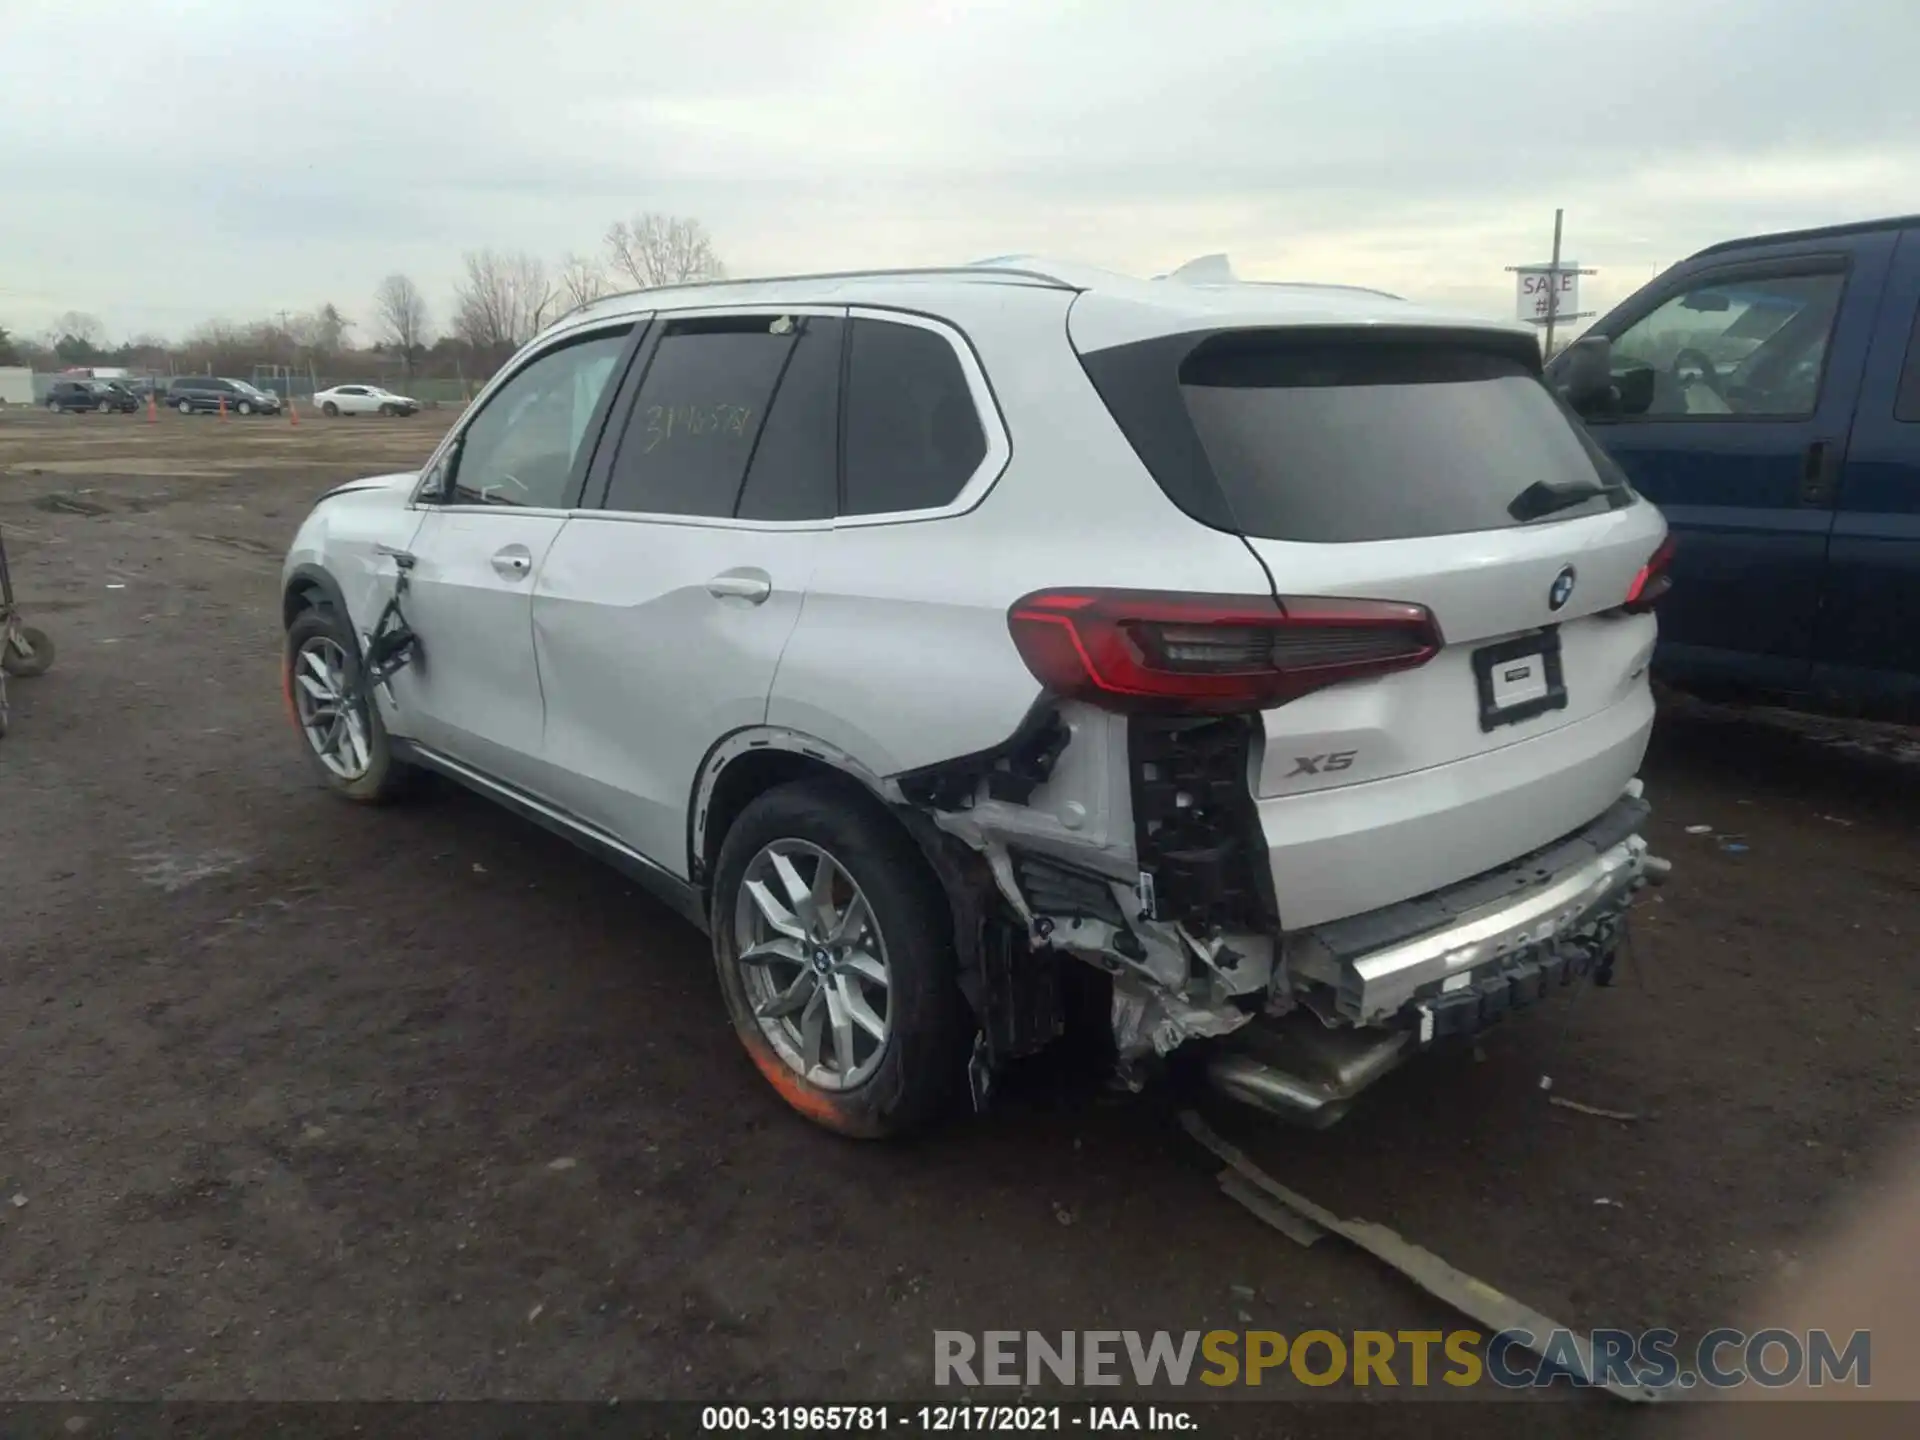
top-left (644, 403), bottom-right (755, 452)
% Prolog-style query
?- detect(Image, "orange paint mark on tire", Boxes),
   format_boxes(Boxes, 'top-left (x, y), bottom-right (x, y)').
top-left (744, 1042), bottom-right (843, 1129)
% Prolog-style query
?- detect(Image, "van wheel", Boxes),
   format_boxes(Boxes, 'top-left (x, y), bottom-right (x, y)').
top-left (236, 400), bottom-right (253, 416)
top-left (711, 780), bottom-right (970, 1139)
top-left (176, 398), bottom-right (193, 414)
top-left (283, 607), bottom-right (412, 803)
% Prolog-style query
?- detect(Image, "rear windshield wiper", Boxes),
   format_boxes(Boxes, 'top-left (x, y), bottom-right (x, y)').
top-left (1508, 478), bottom-right (1616, 522)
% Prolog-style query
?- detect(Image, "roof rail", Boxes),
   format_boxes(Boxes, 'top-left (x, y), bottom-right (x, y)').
top-left (1239, 280), bottom-right (1408, 301)
top-left (554, 262), bottom-right (1086, 325)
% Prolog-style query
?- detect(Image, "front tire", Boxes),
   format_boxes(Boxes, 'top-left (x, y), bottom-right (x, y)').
top-left (711, 779), bottom-right (971, 1139)
top-left (176, 398), bottom-right (193, 414)
top-left (2, 626), bottom-right (54, 677)
top-left (283, 607), bottom-right (411, 803)
top-left (236, 400), bottom-right (253, 416)
top-left (379, 403), bottom-right (397, 417)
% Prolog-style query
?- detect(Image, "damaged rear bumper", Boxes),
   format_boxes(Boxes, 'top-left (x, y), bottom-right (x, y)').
top-left (1285, 793), bottom-right (1657, 1028)
top-left (1207, 799), bottom-right (1662, 1125)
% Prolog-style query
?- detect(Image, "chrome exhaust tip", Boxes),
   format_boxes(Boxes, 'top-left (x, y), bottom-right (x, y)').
top-left (1204, 1023), bottom-right (1413, 1129)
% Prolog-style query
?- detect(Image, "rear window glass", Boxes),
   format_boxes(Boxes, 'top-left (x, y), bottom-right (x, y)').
top-left (1086, 334), bottom-right (1625, 544)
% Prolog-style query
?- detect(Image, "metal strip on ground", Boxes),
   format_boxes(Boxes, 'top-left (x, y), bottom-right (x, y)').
top-left (1180, 1109), bottom-right (1667, 1404)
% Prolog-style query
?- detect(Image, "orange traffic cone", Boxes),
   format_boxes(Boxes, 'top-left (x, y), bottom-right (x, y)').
top-left (218, 395), bottom-right (228, 422)
top-left (146, 393), bottom-right (157, 425)
top-left (287, 395), bottom-right (298, 427)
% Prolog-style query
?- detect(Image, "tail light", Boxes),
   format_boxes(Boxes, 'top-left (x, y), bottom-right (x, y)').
top-left (1622, 535), bottom-right (1675, 613)
top-left (1006, 589), bottom-right (1443, 715)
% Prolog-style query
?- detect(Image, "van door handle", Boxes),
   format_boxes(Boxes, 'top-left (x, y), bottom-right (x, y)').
top-left (706, 570), bottom-right (772, 604)
top-left (1800, 439), bottom-right (1841, 507)
top-left (490, 545), bottom-right (533, 579)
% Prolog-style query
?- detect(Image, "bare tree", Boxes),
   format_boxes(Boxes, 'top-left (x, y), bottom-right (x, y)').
top-left (604, 213), bottom-right (724, 289)
top-left (374, 274), bottom-right (430, 378)
top-left (52, 311), bottom-right (105, 347)
top-left (558, 253), bottom-right (612, 310)
top-left (450, 249), bottom-right (556, 365)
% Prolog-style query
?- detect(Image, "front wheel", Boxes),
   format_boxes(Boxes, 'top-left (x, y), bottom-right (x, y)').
top-left (711, 780), bottom-right (971, 1139)
top-left (176, 398), bottom-right (193, 414)
top-left (283, 608), bottom-right (412, 802)
top-left (46, 400), bottom-right (60, 413)
top-left (96, 399), bottom-right (111, 413)
top-left (2, 626), bottom-right (54, 677)
top-left (236, 400), bottom-right (253, 416)
top-left (378, 403), bottom-right (396, 417)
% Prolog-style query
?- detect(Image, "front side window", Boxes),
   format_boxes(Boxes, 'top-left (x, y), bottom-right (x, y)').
top-left (842, 318), bottom-right (986, 516)
top-left (450, 329), bottom-right (630, 507)
top-left (601, 315), bottom-right (824, 518)
top-left (1610, 270), bottom-right (1845, 419)
top-left (1895, 299), bottom-right (1920, 424)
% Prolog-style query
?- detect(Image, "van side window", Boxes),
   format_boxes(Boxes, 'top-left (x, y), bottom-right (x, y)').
top-left (1610, 270), bottom-right (1845, 420)
top-left (1896, 300), bottom-right (1920, 423)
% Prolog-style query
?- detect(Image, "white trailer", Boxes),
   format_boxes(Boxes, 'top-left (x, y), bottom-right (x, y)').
top-left (0, 368), bottom-right (37, 406)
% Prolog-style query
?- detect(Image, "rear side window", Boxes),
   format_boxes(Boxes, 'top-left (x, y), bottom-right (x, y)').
top-left (1083, 332), bottom-right (1622, 543)
top-left (602, 317), bottom-right (800, 518)
top-left (734, 315), bottom-right (842, 521)
top-left (842, 318), bottom-right (986, 516)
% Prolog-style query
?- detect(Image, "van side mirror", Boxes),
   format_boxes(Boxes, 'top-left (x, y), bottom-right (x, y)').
top-left (1557, 336), bottom-right (1617, 416)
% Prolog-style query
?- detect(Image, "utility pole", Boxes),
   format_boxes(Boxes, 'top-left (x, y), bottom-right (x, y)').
top-left (1544, 208), bottom-right (1564, 358)
top-left (1506, 210), bottom-right (1596, 358)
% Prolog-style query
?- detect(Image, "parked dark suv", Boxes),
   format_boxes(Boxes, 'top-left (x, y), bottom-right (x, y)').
top-left (45, 379), bottom-right (140, 414)
top-left (167, 377), bottom-right (282, 416)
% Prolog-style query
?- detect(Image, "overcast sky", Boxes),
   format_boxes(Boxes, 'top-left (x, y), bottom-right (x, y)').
top-left (2, 0), bottom-right (1915, 344)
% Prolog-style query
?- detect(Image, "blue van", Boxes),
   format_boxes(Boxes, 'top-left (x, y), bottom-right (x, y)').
top-left (1550, 215), bottom-right (1920, 719)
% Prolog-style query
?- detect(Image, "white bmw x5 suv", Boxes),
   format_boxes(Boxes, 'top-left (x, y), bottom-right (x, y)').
top-left (280, 258), bottom-right (1673, 1138)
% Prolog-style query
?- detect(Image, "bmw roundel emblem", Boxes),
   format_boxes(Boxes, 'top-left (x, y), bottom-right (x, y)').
top-left (1548, 565), bottom-right (1577, 611)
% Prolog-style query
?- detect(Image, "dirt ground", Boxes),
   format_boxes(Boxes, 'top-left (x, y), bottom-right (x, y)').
top-left (2, 407), bottom-right (1916, 1429)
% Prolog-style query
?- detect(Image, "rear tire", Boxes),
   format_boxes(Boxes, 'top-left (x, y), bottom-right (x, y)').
top-left (322, 401), bottom-right (339, 417)
top-left (176, 398), bottom-right (192, 414)
top-left (711, 779), bottom-right (971, 1139)
top-left (46, 400), bottom-right (59, 413)
top-left (283, 607), bottom-right (412, 803)
top-left (2, 626), bottom-right (54, 678)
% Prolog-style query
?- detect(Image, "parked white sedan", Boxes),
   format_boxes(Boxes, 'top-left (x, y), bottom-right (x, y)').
top-left (313, 384), bottom-right (420, 418)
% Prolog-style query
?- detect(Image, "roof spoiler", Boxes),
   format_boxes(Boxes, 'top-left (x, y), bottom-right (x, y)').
top-left (1155, 254), bottom-right (1237, 284)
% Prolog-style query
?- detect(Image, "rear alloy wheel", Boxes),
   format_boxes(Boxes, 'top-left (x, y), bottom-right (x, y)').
top-left (46, 400), bottom-right (60, 413)
top-left (322, 401), bottom-right (339, 417)
top-left (283, 608), bottom-right (411, 802)
top-left (177, 398), bottom-right (193, 414)
top-left (711, 780), bottom-right (970, 1139)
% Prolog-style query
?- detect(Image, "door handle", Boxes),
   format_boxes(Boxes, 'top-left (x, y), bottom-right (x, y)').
top-left (1799, 439), bottom-right (1841, 507)
top-left (706, 571), bottom-right (773, 604)
top-left (490, 546), bottom-right (533, 580)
